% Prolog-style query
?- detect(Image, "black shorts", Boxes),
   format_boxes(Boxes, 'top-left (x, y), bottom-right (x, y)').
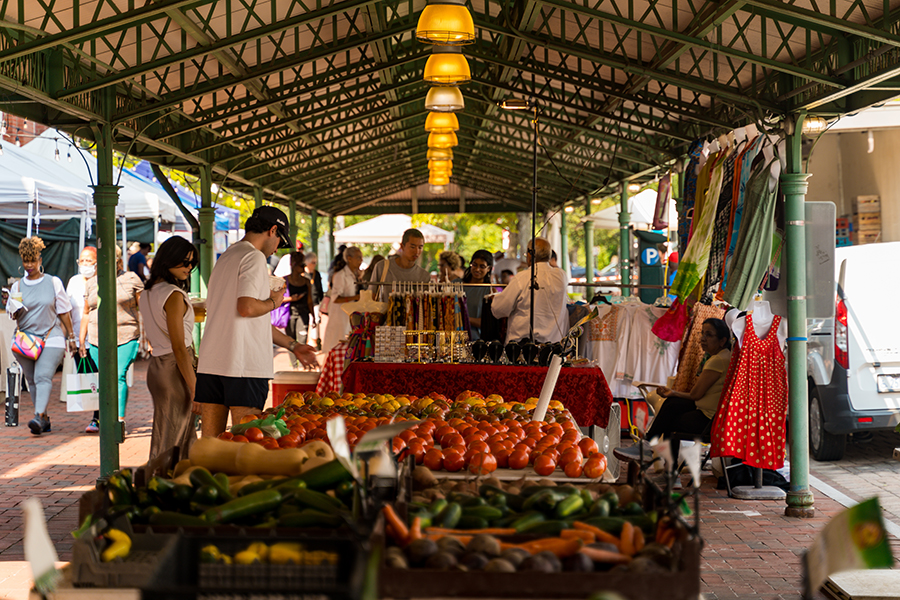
top-left (195, 373), bottom-right (269, 409)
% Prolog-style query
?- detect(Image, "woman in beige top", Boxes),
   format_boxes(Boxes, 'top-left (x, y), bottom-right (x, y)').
top-left (79, 244), bottom-right (143, 432)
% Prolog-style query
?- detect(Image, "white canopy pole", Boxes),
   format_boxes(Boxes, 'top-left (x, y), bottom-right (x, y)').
top-left (78, 211), bottom-right (86, 254)
top-left (121, 215), bottom-right (127, 262)
top-left (26, 201), bottom-right (33, 237)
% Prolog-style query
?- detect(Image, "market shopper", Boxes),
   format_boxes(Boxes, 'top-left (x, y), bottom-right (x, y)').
top-left (80, 245), bottom-right (143, 432)
top-left (617, 317), bottom-right (732, 458)
top-left (453, 250), bottom-right (493, 340)
top-left (128, 242), bottom-right (151, 282)
top-left (321, 246), bottom-right (363, 354)
top-left (305, 252), bottom-right (324, 304)
top-left (361, 255), bottom-right (385, 289)
top-left (490, 238), bottom-right (567, 344)
top-left (369, 228), bottom-right (430, 301)
top-left (3, 237), bottom-right (77, 435)
top-left (139, 237), bottom-right (200, 459)
top-left (438, 250), bottom-right (465, 282)
top-left (284, 251), bottom-right (316, 366)
top-left (195, 206), bottom-right (317, 438)
top-left (66, 246), bottom-right (97, 349)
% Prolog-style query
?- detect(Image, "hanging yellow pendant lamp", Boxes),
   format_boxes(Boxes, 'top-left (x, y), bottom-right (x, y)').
top-left (425, 86), bottom-right (464, 112)
top-left (427, 148), bottom-right (454, 161)
top-left (425, 111), bottom-right (459, 133)
top-left (424, 47), bottom-right (470, 85)
top-left (416, 1), bottom-right (475, 45)
top-left (428, 159), bottom-right (452, 171)
top-left (430, 166), bottom-right (453, 177)
top-left (430, 185), bottom-right (448, 195)
top-left (428, 131), bottom-right (458, 148)
top-left (429, 173), bottom-right (450, 186)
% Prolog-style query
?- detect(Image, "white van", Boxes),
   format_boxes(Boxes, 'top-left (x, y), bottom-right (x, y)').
top-left (806, 241), bottom-right (900, 460)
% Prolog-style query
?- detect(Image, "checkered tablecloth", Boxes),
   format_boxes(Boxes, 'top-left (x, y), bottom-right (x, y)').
top-left (315, 342), bottom-right (349, 396)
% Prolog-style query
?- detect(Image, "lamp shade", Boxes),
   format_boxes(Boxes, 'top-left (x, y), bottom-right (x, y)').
top-left (425, 111), bottom-right (459, 132)
top-left (424, 47), bottom-right (470, 84)
top-left (430, 185), bottom-right (448, 194)
top-left (427, 148), bottom-right (454, 160)
top-left (416, 3), bottom-right (475, 45)
top-left (430, 166), bottom-right (453, 177)
top-left (425, 86), bottom-right (464, 112)
top-left (428, 131), bottom-right (458, 148)
top-left (429, 173), bottom-right (450, 185)
top-left (428, 159), bottom-right (452, 170)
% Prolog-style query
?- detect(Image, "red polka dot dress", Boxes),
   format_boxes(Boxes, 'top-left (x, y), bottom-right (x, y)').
top-left (710, 313), bottom-right (788, 470)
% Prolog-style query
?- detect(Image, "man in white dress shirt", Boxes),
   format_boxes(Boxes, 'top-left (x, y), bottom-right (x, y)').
top-left (490, 237), bottom-right (568, 344)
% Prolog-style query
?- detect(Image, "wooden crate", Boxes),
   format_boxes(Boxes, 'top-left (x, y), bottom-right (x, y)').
top-left (852, 213), bottom-right (881, 232)
top-left (852, 231), bottom-right (881, 245)
top-left (852, 195), bottom-right (881, 213)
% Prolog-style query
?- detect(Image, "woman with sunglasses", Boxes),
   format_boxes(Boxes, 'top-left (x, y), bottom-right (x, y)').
top-left (453, 250), bottom-right (493, 340)
top-left (139, 237), bottom-right (200, 459)
top-left (79, 244), bottom-right (144, 433)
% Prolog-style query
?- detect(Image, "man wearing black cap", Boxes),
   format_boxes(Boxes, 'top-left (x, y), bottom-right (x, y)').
top-left (196, 206), bottom-right (317, 437)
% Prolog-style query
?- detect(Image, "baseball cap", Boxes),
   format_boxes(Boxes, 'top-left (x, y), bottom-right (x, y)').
top-left (251, 206), bottom-right (291, 249)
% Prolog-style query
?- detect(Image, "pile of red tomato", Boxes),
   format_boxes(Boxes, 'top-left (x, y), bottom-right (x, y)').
top-left (217, 413), bottom-right (397, 450)
top-left (393, 415), bottom-right (608, 478)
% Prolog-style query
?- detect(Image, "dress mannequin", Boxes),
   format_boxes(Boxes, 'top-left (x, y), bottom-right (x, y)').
top-left (731, 299), bottom-right (787, 348)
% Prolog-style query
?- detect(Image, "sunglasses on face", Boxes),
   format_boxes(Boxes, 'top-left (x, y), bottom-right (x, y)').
top-left (181, 258), bottom-right (197, 269)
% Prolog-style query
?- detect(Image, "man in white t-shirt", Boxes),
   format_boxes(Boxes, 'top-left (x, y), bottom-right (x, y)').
top-left (369, 228), bottom-right (431, 301)
top-left (490, 237), bottom-right (568, 344)
top-left (196, 206), bottom-right (317, 437)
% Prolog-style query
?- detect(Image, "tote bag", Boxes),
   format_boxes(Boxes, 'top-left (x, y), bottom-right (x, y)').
top-left (66, 358), bottom-right (100, 412)
top-left (271, 284), bottom-right (291, 328)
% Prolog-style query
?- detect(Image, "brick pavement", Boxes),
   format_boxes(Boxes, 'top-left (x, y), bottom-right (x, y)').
top-left (0, 355), bottom-right (898, 599)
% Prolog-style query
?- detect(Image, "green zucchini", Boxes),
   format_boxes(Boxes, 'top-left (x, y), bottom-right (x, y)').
top-left (456, 516), bottom-right (489, 530)
top-left (512, 512), bottom-right (546, 533)
top-left (440, 502), bottom-right (462, 528)
top-left (278, 508), bottom-right (343, 528)
top-left (189, 467), bottom-right (233, 501)
top-left (554, 494), bottom-right (584, 519)
top-left (106, 473), bottom-right (133, 506)
top-left (213, 473), bottom-right (230, 495)
top-left (201, 489), bottom-right (284, 524)
top-left (147, 476), bottom-right (176, 498)
top-left (149, 511), bottom-right (211, 528)
top-left (237, 477), bottom-right (291, 497)
top-left (452, 495), bottom-right (486, 507)
top-left (579, 490), bottom-right (595, 510)
top-left (590, 499), bottom-right (611, 518)
top-left (173, 484), bottom-right (194, 504)
top-left (297, 459), bottom-right (352, 491)
top-left (520, 520), bottom-right (572, 536)
top-left (429, 498), bottom-right (448, 516)
top-left (291, 488), bottom-right (346, 515)
top-left (335, 480), bottom-right (355, 504)
top-left (462, 505), bottom-right (504, 521)
top-left (600, 491), bottom-right (619, 510)
top-left (192, 484), bottom-right (220, 505)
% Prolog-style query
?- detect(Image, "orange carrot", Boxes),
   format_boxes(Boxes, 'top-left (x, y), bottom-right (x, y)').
top-left (425, 527), bottom-right (516, 536)
top-left (409, 516), bottom-right (424, 542)
top-left (561, 529), bottom-right (596, 544)
top-left (579, 546), bottom-right (633, 565)
top-left (659, 529), bottom-right (676, 548)
top-left (516, 537), bottom-right (583, 558)
top-left (633, 527), bottom-right (645, 553)
top-left (655, 517), bottom-right (672, 543)
top-left (619, 521), bottom-right (635, 556)
top-left (573, 521), bottom-right (621, 548)
top-left (382, 505), bottom-right (409, 546)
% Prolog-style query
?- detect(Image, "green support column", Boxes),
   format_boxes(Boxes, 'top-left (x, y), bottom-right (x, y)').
top-left (583, 198), bottom-right (593, 301)
top-left (783, 114), bottom-right (815, 518)
top-left (289, 198), bottom-right (298, 250)
top-left (328, 216), bottom-right (335, 264)
top-left (619, 185), bottom-right (632, 297)
top-left (560, 207), bottom-right (569, 276)
top-left (93, 89), bottom-right (122, 478)
top-left (198, 165), bottom-right (215, 296)
top-left (253, 187), bottom-right (262, 212)
top-left (310, 210), bottom-right (319, 257)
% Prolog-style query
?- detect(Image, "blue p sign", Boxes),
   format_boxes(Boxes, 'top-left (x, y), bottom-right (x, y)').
top-left (641, 248), bottom-right (660, 266)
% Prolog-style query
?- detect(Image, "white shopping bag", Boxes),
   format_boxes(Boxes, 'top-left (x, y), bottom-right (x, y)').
top-left (58, 354), bottom-right (75, 403)
top-left (66, 371), bottom-right (100, 412)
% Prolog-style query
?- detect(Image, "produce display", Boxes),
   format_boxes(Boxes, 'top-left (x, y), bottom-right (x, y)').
top-left (215, 391), bottom-right (606, 478)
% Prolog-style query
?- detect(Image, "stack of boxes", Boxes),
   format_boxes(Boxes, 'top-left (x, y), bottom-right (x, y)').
top-left (836, 216), bottom-right (851, 247)
top-left (851, 195), bottom-right (881, 245)
top-left (374, 326), bottom-right (407, 362)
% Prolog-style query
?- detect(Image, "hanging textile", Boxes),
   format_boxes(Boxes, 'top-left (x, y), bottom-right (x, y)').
top-left (652, 173), bottom-right (672, 230)
top-left (704, 144), bottom-right (740, 299)
top-left (722, 155), bottom-right (779, 310)
top-left (672, 303), bottom-right (725, 392)
top-left (625, 305), bottom-right (681, 389)
top-left (721, 136), bottom-right (764, 291)
top-left (710, 313), bottom-right (788, 470)
top-left (678, 140), bottom-right (705, 253)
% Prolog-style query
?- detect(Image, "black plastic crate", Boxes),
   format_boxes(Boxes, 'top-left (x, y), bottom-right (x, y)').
top-left (142, 530), bottom-right (367, 600)
top-left (71, 530), bottom-right (179, 589)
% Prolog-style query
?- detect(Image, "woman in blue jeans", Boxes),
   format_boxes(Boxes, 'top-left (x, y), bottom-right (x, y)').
top-left (79, 244), bottom-right (143, 432)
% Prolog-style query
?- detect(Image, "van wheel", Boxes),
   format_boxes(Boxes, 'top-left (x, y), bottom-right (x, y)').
top-left (809, 386), bottom-right (846, 461)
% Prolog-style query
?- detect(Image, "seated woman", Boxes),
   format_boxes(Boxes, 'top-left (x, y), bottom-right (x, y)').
top-left (617, 317), bottom-right (732, 458)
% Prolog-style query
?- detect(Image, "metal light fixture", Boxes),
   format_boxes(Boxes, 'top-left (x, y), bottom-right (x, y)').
top-left (428, 159), bottom-right (452, 170)
top-left (425, 86), bottom-right (465, 112)
top-left (425, 111), bottom-right (459, 133)
top-left (802, 116), bottom-right (828, 135)
top-left (430, 167), bottom-right (453, 177)
top-left (430, 185), bottom-right (447, 194)
top-left (416, 0), bottom-right (474, 45)
top-left (424, 46), bottom-right (470, 85)
top-left (498, 98), bottom-right (532, 110)
top-left (429, 173), bottom-right (450, 185)
top-left (428, 131), bottom-right (458, 148)
top-left (627, 182), bottom-right (642, 194)
top-left (427, 148), bottom-right (454, 160)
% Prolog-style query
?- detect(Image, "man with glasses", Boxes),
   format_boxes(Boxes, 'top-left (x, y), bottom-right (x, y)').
top-left (369, 228), bottom-right (430, 301)
top-left (195, 206), bottom-right (317, 438)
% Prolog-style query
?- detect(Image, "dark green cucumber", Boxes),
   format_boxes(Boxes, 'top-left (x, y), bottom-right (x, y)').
top-left (456, 516), bottom-right (489, 530)
top-left (579, 490), bottom-right (595, 510)
top-left (512, 512), bottom-right (546, 532)
top-left (429, 498), bottom-right (449, 516)
top-left (439, 503), bottom-right (462, 528)
top-left (590, 499), bottom-right (611, 518)
top-left (520, 520), bottom-right (572, 536)
top-left (291, 488), bottom-right (346, 515)
top-left (189, 467), bottom-right (233, 501)
top-left (462, 505), bottom-right (504, 521)
top-left (554, 494), bottom-right (584, 519)
top-left (149, 511), bottom-right (211, 527)
top-left (278, 508), bottom-right (343, 528)
top-left (201, 489), bottom-right (283, 523)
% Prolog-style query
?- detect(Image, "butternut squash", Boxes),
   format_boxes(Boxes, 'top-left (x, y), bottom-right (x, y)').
top-left (189, 437), bottom-right (244, 474)
top-left (234, 443), bottom-right (309, 476)
top-left (300, 440), bottom-right (334, 461)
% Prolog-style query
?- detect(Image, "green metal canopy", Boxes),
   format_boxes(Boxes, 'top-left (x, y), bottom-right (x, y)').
top-left (2, 0), bottom-right (900, 215)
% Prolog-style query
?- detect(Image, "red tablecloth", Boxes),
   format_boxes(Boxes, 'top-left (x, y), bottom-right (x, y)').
top-left (342, 362), bottom-right (613, 428)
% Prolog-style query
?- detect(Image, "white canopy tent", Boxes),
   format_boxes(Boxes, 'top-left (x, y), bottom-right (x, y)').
top-left (584, 189), bottom-right (677, 231)
top-left (334, 214), bottom-right (455, 246)
top-left (0, 139), bottom-right (94, 249)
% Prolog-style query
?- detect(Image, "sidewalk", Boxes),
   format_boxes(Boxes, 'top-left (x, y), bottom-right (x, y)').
top-left (0, 355), bottom-right (898, 599)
